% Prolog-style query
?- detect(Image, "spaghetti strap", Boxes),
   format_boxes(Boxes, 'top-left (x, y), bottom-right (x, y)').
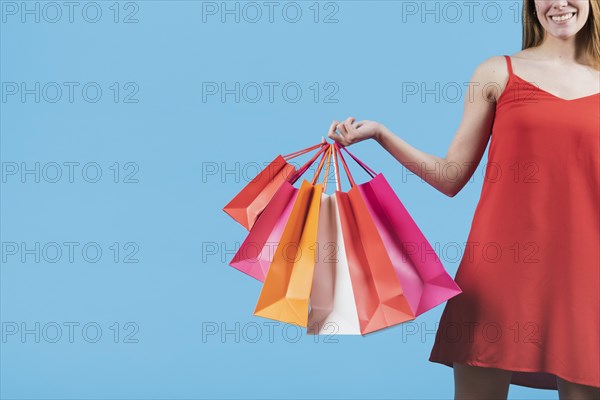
top-left (504, 55), bottom-right (513, 76)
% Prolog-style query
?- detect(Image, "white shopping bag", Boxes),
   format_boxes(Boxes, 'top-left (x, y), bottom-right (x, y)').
top-left (307, 193), bottom-right (361, 335)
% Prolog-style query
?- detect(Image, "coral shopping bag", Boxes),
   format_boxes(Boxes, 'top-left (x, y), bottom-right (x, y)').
top-left (254, 145), bottom-right (333, 327)
top-left (229, 145), bottom-right (330, 282)
top-left (307, 145), bottom-right (361, 335)
top-left (335, 145), bottom-right (415, 334)
top-left (337, 143), bottom-right (462, 317)
top-left (223, 141), bottom-right (326, 230)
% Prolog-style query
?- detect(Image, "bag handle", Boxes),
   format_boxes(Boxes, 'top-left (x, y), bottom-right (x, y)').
top-left (310, 145), bottom-right (328, 184)
top-left (335, 143), bottom-right (356, 188)
top-left (322, 144), bottom-right (334, 191)
top-left (288, 144), bottom-right (329, 184)
top-left (311, 144), bottom-right (334, 191)
top-left (332, 142), bottom-right (341, 192)
top-left (283, 141), bottom-right (327, 160)
top-left (334, 142), bottom-right (376, 178)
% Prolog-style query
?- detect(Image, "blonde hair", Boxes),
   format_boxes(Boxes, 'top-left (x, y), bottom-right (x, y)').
top-left (522, 0), bottom-right (600, 69)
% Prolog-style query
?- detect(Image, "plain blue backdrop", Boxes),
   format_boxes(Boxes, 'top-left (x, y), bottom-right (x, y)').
top-left (1, 1), bottom-right (558, 399)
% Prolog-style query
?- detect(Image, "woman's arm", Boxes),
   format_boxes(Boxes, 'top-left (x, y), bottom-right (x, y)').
top-left (329, 56), bottom-right (507, 197)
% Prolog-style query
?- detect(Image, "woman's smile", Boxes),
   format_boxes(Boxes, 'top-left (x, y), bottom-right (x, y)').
top-left (549, 11), bottom-right (577, 23)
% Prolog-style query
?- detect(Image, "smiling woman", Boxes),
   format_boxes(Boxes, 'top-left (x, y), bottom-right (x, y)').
top-left (328, 0), bottom-right (600, 399)
top-left (523, 0), bottom-right (600, 71)
top-left (429, 2), bottom-right (600, 397)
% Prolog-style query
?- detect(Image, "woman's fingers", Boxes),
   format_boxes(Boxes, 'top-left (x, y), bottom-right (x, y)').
top-left (343, 117), bottom-right (358, 143)
top-left (343, 117), bottom-right (356, 133)
top-left (338, 117), bottom-right (356, 141)
top-left (327, 120), bottom-right (341, 142)
top-left (340, 117), bottom-right (355, 136)
top-left (328, 120), bottom-right (348, 146)
top-left (329, 117), bottom-right (359, 146)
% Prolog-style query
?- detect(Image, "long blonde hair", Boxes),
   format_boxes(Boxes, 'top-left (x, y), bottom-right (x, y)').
top-left (522, 0), bottom-right (600, 69)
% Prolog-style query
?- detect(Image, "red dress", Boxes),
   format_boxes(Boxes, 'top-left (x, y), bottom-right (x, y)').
top-left (429, 55), bottom-right (600, 389)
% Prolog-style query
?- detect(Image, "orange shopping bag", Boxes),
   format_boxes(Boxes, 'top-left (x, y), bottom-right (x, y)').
top-left (254, 145), bottom-right (334, 327)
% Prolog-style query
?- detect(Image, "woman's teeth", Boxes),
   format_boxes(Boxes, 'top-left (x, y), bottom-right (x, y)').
top-left (551, 12), bottom-right (575, 22)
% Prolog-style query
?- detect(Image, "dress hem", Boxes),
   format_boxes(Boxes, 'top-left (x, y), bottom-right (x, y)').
top-left (428, 356), bottom-right (600, 390)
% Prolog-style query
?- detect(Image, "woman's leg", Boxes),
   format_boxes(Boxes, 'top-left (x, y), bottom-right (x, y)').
top-left (557, 376), bottom-right (600, 400)
top-left (453, 362), bottom-right (512, 400)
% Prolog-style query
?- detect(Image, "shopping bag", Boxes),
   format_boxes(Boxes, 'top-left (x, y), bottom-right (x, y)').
top-left (338, 144), bottom-right (462, 317)
top-left (335, 145), bottom-right (415, 334)
top-left (254, 145), bottom-right (333, 327)
top-left (229, 145), bottom-right (330, 281)
top-left (229, 183), bottom-right (298, 282)
top-left (307, 146), bottom-right (361, 335)
top-left (223, 141), bottom-right (326, 230)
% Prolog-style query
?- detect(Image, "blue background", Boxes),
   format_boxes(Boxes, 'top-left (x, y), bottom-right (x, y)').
top-left (1, 1), bottom-right (557, 399)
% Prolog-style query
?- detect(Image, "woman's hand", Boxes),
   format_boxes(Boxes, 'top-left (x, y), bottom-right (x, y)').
top-left (327, 117), bottom-right (385, 146)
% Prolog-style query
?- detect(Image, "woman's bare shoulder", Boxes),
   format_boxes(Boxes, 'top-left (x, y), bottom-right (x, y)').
top-left (469, 55), bottom-right (512, 102)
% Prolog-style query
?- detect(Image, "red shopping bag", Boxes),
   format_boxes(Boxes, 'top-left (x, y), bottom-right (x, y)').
top-left (334, 145), bottom-right (415, 334)
top-left (337, 143), bottom-right (462, 317)
top-left (223, 141), bottom-right (326, 230)
top-left (229, 145), bottom-right (330, 281)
